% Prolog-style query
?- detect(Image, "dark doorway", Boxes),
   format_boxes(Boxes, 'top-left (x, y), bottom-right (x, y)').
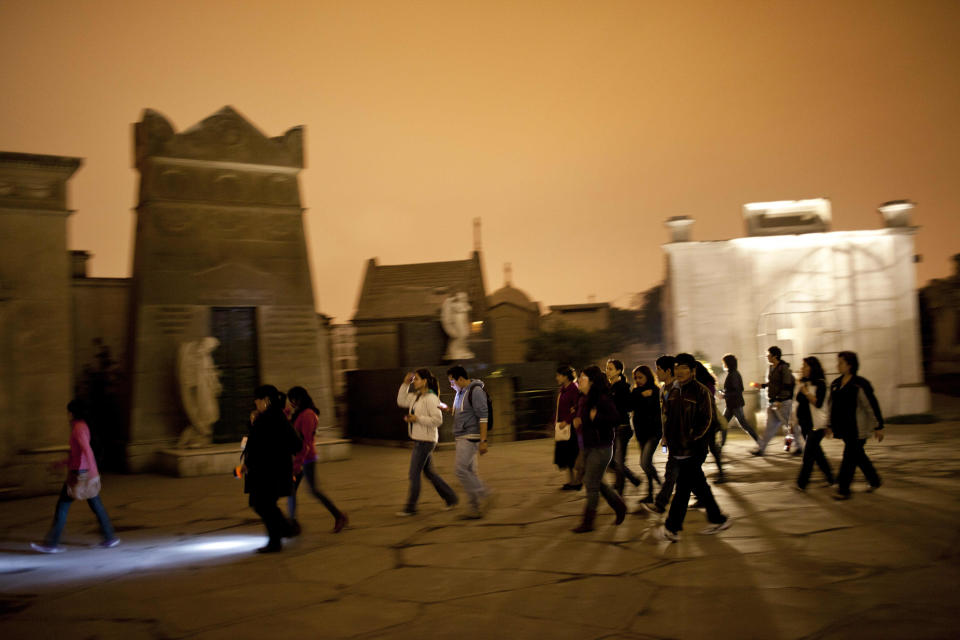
top-left (211, 307), bottom-right (259, 443)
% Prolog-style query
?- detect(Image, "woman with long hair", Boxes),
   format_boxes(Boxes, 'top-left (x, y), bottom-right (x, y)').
top-left (631, 365), bottom-right (662, 504)
top-left (694, 361), bottom-right (726, 484)
top-left (396, 368), bottom-right (458, 516)
top-left (244, 385), bottom-right (302, 553)
top-left (553, 365), bottom-right (581, 490)
top-left (31, 400), bottom-right (119, 553)
top-left (827, 351), bottom-right (884, 500)
top-left (794, 357), bottom-right (834, 490)
top-left (286, 386), bottom-right (347, 534)
top-left (571, 365), bottom-right (627, 533)
top-left (720, 354), bottom-right (759, 443)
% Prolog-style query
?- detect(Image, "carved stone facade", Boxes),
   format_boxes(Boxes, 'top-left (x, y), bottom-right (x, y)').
top-left (127, 107), bottom-right (334, 471)
top-left (0, 153), bottom-right (81, 495)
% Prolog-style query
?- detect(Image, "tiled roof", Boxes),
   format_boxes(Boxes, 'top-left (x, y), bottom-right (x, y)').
top-left (353, 253), bottom-right (488, 321)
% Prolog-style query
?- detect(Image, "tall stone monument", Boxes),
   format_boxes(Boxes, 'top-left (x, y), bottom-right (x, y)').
top-left (0, 153), bottom-right (80, 493)
top-left (127, 107), bottom-right (334, 471)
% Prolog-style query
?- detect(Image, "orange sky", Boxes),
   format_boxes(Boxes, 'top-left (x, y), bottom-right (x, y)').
top-left (2, 0), bottom-right (958, 322)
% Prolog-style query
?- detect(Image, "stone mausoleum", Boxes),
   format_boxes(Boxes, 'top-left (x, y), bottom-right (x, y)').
top-left (662, 199), bottom-right (930, 419)
top-left (0, 107), bottom-right (337, 495)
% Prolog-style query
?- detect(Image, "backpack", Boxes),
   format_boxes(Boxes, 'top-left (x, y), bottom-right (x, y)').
top-left (464, 385), bottom-right (494, 432)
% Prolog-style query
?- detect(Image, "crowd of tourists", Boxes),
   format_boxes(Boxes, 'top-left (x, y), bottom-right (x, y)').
top-left (30, 348), bottom-right (884, 553)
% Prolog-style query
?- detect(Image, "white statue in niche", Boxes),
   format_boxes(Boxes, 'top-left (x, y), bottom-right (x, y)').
top-left (177, 336), bottom-right (222, 448)
top-left (441, 291), bottom-right (475, 360)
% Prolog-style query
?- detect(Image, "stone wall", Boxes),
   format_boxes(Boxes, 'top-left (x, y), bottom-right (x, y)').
top-left (0, 152), bottom-right (80, 496)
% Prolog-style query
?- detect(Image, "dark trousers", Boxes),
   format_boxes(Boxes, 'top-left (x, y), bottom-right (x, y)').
top-left (613, 425), bottom-right (642, 494)
top-left (44, 484), bottom-right (115, 546)
top-left (837, 437), bottom-right (880, 495)
top-left (665, 454), bottom-right (727, 534)
top-left (707, 427), bottom-right (724, 478)
top-left (406, 440), bottom-right (458, 512)
top-left (797, 429), bottom-right (833, 488)
top-left (289, 461), bottom-right (343, 520)
top-left (655, 455), bottom-right (678, 510)
top-left (724, 406), bottom-right (759, 442)
top-left (638, 435), bottom-right (662, 498)
top-left (251, 493), bottom-right (290, 545)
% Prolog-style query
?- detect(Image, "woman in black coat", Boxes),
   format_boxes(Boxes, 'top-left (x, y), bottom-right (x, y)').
top-left (243, 384), bottom-right (303, 553)
top-left (631, 365), bottom-right (662, 504)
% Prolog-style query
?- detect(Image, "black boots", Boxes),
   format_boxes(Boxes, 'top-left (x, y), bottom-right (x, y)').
top-left (571, 508), bottom-right (597, 533)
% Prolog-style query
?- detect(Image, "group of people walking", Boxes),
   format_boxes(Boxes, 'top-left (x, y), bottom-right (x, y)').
top-left (31, 348), bottom-right (884, 553)
top-left (552, 347), bottom-right (885, 541)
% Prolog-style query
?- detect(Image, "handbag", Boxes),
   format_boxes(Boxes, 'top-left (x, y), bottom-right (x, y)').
top-left (554, 421), bottom-right (571, 441)
top-left (67, 472), bottom-right (101, 500)
top-left (855, 384), bottom-right (879, 438)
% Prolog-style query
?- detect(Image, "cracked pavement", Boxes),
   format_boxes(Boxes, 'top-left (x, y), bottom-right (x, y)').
top-left (2, 400), bottom-right (959, 639)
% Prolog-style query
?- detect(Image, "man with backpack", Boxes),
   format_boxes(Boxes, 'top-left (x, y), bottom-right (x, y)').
top-left (447, 365), bottom-right (492, 519)
top-left (752, 345), bottom-right (795, 456)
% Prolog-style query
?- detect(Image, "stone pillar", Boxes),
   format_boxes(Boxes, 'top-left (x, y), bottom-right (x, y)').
top-left (0, 152), bottom-right (81, 495)
top-left (126, 107), bottom-right (335, 471)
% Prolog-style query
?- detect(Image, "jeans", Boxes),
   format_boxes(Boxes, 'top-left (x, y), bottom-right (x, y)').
top-left (581, 445), bottom-right (620, 511)
top-left (758, 399), bottom-right (792, 453)
top-left (613, 425), bottom-right (642, 494)
top-left (455, 437), bottom-right (488, 508)
top-left (665, 455), bottom-right (727, 534)
top-left (797, 429), bottom-right (833, 488)
top-left (406, 440), bottom-right (458, 512)
top-left (251, 493), bottom-right (290, 545)
top-left (837, 436), bottom-right (880, 495)
top-left (289, 460), bottom-right (343, 520)
top-left (638, 435), bottom-right (662, 498)
top-left (655, 455), bottom-right (679, 510)
top-left (724, 406), bottom-right (759, 442)
top-left (44, 483), bottom-right (116, 546)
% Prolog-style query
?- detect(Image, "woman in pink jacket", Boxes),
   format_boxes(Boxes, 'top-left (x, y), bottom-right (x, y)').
top-left (285, 386), bottom-right (348, 534)
top-left (31, 400), bottom-right (119, 553)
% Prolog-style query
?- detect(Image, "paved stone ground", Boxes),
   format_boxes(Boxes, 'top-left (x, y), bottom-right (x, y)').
top-left (2, 400), bottom-right (960, 639)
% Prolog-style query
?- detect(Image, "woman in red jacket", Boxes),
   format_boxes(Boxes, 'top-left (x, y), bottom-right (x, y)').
top-left (31, 400), bottom-right (119, 553)
top-left (286, 386), bottom-right (347, 534)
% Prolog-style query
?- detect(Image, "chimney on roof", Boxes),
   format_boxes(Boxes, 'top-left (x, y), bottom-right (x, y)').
top-left (878, 200), bottom-right (915, 228)
top-left (473, 217), bottom-right (482, 252)
top-left (665, 216), bottom-right (695, 242)
top-left (504, 262), bottom-right (512, 286)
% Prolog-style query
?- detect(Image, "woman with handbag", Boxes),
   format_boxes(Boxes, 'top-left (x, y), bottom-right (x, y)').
top-left (286, 386), bottom-right (348, 535)
top-left (631, 365), bottom-right (662, 504)
top-left (244, 385), bottom-right (303, 553)
top-left (31, 400), bottom-right (119, 553)
top-left (553, 365), bottom-right (581, 491)
top-left (826, 351), bottom-right (884, 500)
top-left (794, 356), bottom-right (834, 490)
top-left (396, 369), bottom-right (458, 516)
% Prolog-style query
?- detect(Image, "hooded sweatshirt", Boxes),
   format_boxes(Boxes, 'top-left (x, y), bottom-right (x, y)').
top-left (452, 379), bottom-right (488, 439)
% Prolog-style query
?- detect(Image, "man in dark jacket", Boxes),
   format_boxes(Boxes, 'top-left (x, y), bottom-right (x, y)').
top-left (753, 345), bottom-right (795, 455)
top-left (655, 353), bottom-right (732, 542)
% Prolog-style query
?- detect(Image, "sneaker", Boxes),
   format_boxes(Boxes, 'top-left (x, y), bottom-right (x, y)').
top-left (832, 492), bottom-right (851, 501)
top-left (30, 542), bottom-right (65, 554)
top-left (700, 519), bottom-right (733, 535)
top-left (442, 501), bottom-right (458, 511)
top-left (653, 525), bottom-right (679, 543)
top-left (749, 449), bottom-right (764, 457)
top-left (98, 538), bottom-right (121, 549)
top-left (333, 514), bottom-right (349, 533)
top-left (641, 502), bottom-right (665, 515)
top-left (793, 484), bottom-right (806, 492)
top-left (865, 481), bottom-right (882, 493)
top-left (395, 509), bottom-right (416, 517)
top-left (458, 508), bottom-right (483, 520)
top-left (255, 542), bottom-right (282, 554)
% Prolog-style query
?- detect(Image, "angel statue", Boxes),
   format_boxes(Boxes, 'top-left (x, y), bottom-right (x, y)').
top-left (177, 336), bottom-right (222, 448)
top-left (441, 291), bottom-right (475, 360)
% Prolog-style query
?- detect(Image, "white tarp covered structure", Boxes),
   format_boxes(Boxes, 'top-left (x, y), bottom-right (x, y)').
top-left (663, 200), bottom-right (929, 418)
